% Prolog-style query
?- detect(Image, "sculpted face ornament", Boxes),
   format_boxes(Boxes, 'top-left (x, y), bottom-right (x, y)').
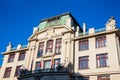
top-left (106, 16), bottom-right (116, 30)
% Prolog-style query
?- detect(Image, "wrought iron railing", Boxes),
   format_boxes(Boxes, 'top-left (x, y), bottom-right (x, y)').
top-left (20, 67), bottom-right (70, 77)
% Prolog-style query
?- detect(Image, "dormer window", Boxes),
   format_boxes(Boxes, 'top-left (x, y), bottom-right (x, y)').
top-left (47, 17), bottom-right (60, 22)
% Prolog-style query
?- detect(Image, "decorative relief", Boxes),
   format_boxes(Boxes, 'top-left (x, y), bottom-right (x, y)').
top-left (42, 51), bottom-right (54, 58)
top-left (46, 28), bottom-right (57, 39)
top-left (106, 16), bottom-right (116, 30)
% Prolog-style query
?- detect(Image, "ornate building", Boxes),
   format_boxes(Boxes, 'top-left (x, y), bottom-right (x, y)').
top-left (0, 12), bottom-right (120, 80)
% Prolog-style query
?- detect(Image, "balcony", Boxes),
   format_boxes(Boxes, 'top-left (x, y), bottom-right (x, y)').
top-left (18, 67), bottom-right (73, 80)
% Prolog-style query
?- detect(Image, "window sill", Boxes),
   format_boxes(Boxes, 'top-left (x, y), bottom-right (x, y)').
top-left (8, 61), bottom-right (14, 63)
top-left (37, 56), bottom-right (42, 58)
top-left (96, 66), bottom-right (109, 68)
top-left (3, 77), bottom-right (10, 78)
top-left (78, 68), bottom-right (89, 70)
top-left (55, 53), bottom-right (61, 55)
top-left (96, 46), bottom-right (107, 49)
top-left (18, 60), bottom-right (24, 61)
top-left (79, 49), bottom-right (89, 51)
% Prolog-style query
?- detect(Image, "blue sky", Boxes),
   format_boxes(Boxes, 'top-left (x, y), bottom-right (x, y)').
top-left (0, 0), bottom-right (120, 66)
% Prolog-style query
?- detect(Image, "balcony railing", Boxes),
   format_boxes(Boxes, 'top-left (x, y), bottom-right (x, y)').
top-left (95, 28), bottom-right (106, 33)
top-left (19, 67), bottom-right (71, 77)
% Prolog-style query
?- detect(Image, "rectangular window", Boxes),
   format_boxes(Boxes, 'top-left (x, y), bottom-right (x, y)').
top-left (96, 36), bottom-right (106, 48)
top-left (18, 51), bottom-right (26, 61)
top-left (4, 67), bottom-right (12, 78)
top-left (79, 56), bottom-right (89, 69)
top-left (54, 58), bottom-right (60, 68)
top-left (35, 61), bottom-right (41, 70)
top-left (15, 66), bottom-right (21, 76)
top-left (55, 38), bottom-right (62, 54)
top-left (98, 75), bottom-right (110, 80)
top-left (44, 60), bottom-right (51, 69)
top-left (53, 58), bottom-right (61, 71)
top-left (97, 53), bottom-right (108, 67)
top-left (46, 40), bottom-right (53, 53)
top-left (79, 39), bottom-right (88, 50)
top-left (37, 42), bottom-right (44, 58)
top-left (8, 53), bottom-right (15, 62)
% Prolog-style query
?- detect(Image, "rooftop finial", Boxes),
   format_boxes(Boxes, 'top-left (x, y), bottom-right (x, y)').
top-left (6, 42), bottom-right (12, 51)
top-left (105, 16), bottom-right (116, 30)
top-left (8, 42), bottom-right (12, 46)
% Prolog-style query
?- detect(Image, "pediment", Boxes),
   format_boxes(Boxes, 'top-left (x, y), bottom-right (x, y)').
top-left (28, 25), bottom-right (73, 41)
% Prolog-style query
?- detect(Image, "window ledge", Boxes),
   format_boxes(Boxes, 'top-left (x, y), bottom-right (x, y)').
top-left (96, 66), bottom-right (109, 68)
top-left (78, 68), bottom-right (90, 70)
top-left (79, 49), bottom-right (89, 51)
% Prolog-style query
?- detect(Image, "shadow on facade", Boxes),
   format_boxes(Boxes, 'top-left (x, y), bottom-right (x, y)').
top-left (17, 63), bottom-right (83, 80)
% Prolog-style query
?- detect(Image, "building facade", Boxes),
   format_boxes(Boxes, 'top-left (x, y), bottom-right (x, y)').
top-left (0, 12), bottom-right (120, 80)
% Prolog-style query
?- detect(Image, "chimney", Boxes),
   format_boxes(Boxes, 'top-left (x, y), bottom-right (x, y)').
top-left (83, 23), bottom-right (86, 35)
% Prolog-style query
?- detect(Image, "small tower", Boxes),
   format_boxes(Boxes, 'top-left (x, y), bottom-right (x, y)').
top-left (106, 16), bottom-right (116, 30)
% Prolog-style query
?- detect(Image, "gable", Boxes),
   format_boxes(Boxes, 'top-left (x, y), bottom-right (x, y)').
top-left (28, 25), bottom-right (73, 41)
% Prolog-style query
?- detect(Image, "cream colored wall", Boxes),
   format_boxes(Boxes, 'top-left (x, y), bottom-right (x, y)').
top-left (74, 33), bottom-right (120, 77)
top-left (29, 26), bottom-right (75, 70)
top-left (0, 50), bottom-right (29, 80)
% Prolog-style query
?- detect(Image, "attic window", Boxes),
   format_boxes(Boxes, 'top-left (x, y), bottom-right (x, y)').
top-left (47, 17), bottom-right (60, 22)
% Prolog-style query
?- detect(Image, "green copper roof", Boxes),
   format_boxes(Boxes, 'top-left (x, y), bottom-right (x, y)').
top-left (37, 12), bottom-right (82, 31)
top-left (38, 14), bottom-right (70, 31)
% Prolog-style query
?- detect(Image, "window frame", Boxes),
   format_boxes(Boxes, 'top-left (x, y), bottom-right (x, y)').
top-left (8, 53), bottom-right (15, 63)
top-left (44, 60), bottom-right (51, 69)
top-left (37, 42), bottom-right (44, 58)
top-left (46, 40), bottom-right (53, 53)
top-left (97, 75), bottom-right (110, 80)
top-left (55, 38), bottom-right (62, 55)
top-left (96, 53), bottom-right (108, 67)
top-left (18, 51), bottom-right (26, 61)
top-left (96, 35), bottom-right (106, 48)
top-left (79, 56), bottom-right (89, 69)
top-left (35, 61), bottom-right (41, 70)
top-left (79, 39), bottom-right (89, 51)
top-left (4, 67), bottom-right (12, 78)
top-left (14, 65), bottom-right (21, 76)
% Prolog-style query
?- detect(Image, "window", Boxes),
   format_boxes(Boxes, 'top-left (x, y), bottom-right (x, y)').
top-left (18, 51), bottom-right (26, 61)
top-left (98, 75), bottom-right (110, 80)
top-left (8, 53), bottom-right (15, 62)
top-left (97, 53), bottom-right (108, 67)
top-left (15, 66), bottom-right (21, 76)
top-left (37, 42), bottom-right (44, 58)
top-left (79, 39), bottom-right (88, 50)
top-left (35, 61), bottom-right (41, 70)
top-left (79, 56), bottom-right (89, 69)
top-left (53, 59), bottom-right (60, 71)
top-left (4, 67), bottom-right (12, 78)
top-left (55, 38), bottom-right (62, 54)
top-left (44, 60), bottom-right (51, 69)
top-left (96, 36), bottom-right (106, 48)
top-left (46, 40), bottom-right (53, 53)
top-left (54, 59), bottom-right (60, 68)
